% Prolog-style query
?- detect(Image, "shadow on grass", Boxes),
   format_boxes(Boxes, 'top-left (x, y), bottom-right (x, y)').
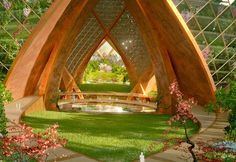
top-left (22, 112), bottom-right (199, 162)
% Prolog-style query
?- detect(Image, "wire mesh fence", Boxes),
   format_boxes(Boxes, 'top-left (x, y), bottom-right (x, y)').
top-left (0, 0), bottom-right (235, 87)
top-left (174, 0), bottom-right (236, 87)
top-left (0, 0), bottom-right (53, 80)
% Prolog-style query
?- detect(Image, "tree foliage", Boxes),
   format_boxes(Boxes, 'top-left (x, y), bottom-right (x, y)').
top-left (169, 81), bottom-right (198, 162)
top-left (0, 81), bottom-right (12, 135)
top-left (83, 59), bottom-right (129, 84)
top-left (206, 81), bottom-right (236, 141)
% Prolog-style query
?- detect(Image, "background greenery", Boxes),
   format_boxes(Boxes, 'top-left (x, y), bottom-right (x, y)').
top-left (0, 81), bottom-right (12, 135)
top-left (0, 0), bottom-right (53, 81)
top-left (0, 0), bottom-right (235, 87)
top-left (207, 81), bottom-right (236, 141)
top-left (78, 83), bottom-right (132, 93)
top-left (176, 0), bottom-right (236, 86)
top-left (83, 60), bottom-right (129, 84)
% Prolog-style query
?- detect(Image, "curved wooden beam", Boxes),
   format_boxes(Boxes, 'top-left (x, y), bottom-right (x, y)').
top-left (73, 7), bottom-right (139, 85)
top-left (43, 0), bottom-right (99, 108)
top-left (131, 64), bottom-right (155, 94)
top-left (129, 0), bottom-right (216, 105)
top-left (125, 0), bottom-right (176, 112)
top-left (5, 0), bottom-right (216, 112)
top-left (74, 37), bottom-right (139, 86)
top-left (5, 0), bottom-right (99, 109)
top-left (5, 0), bottom-right (71, 99)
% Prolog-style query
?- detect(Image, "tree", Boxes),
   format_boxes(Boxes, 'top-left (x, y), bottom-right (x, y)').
top-left (214, 81), bottom-right (236, 141)
top-left (169, 81), bottom-right (198, 162)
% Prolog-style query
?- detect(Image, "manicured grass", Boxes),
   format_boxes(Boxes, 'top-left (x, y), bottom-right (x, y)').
top-left (78, 83), bottom-right (132, 93)
top-left (22, 111), bottom-right (199, 162)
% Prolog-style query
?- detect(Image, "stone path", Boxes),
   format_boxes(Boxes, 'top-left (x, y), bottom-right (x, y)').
top-left (5, 96), bottom-right (39, 123)
top-left (5, 97), bottom-right (228, 162)
top-left (145, 106), bottom-right (228, 162)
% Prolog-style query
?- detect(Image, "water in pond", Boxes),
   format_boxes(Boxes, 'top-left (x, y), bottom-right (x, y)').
top-left (59, 103), bottom-right (155, 113)
top-left (75, 104), bottom-right (129, 113)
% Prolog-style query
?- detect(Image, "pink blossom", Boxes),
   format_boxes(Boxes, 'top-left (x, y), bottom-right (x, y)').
top-left (0, 123), bottom-right (67, 161)
top-left (169, 81), bottom-right (198, 124)
top-left (202, 47), bottom-right (211, 60)
top-left (181, 10), bottom-right (193, 22)
top-left (99, 63), bottom-right (112, 72)
top-left (3, 0), bottom-right (11, 10)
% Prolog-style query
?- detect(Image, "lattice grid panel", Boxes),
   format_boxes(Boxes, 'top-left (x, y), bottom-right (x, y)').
top-left (1, 0), bottom-right (235, 87)
top-left (0, 0), bottom-right (52, 80)
top-left (111, 10), bottom-right (151, 76)
top-left (65, 14), bottom-right (104, 74)
top-left (173, 0), bottom-right (236, 87)
top-left (94, 0), bottom-right (124, 29)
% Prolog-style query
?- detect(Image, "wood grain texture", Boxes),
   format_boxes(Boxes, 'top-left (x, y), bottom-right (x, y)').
top-left (5, 0), bottom-right (216, 112)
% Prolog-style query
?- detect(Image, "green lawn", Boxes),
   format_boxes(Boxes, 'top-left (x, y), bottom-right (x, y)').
top-left (22, 111), bottom-right (199, 162)
top-left (78, 83), bottom-right (132, 93)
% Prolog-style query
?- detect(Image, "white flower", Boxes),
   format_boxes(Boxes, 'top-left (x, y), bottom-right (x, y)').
top-left (181, 10), bottom-right (193, 22)
top-left (23, 8), bottom-right (31, 17)
top-left (3, 0), bottom-right (11, 10)
top-left (99, 63), bottom-right (112, 72)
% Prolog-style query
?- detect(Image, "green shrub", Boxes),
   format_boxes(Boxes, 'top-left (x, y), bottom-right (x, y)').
top-left (225, 82), bottom-right (236, 141)
top-left (84, 71), bottom-right (126, 84)
top-left (205, 102), bottom-right (217, 114)
top-left (83, 58), bottom-right (129, 84)
top-left (206, 81), bottom-right (236, 141)
top-left (79, 83), bottom-right (132, 93)
top-left (147, 91), bottom-right (158, 102)
top-left (0, 81), bottom-right (12, 135)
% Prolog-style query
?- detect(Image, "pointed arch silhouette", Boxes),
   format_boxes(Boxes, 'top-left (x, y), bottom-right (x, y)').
top-left (5, 0), bottom-right (215, 113)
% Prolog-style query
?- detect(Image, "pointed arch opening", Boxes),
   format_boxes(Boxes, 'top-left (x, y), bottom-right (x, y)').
top-left (79, 40), bottom-right (132, 92)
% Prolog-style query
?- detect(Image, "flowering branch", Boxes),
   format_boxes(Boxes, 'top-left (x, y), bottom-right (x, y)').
top-left (169, 81), bottom-right (198, 124)
top-left (0, 123), bottom-right (67, 162)
top-left (169, 81), bottom-right (198, 162)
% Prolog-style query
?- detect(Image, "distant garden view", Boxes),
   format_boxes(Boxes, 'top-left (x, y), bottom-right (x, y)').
top-left (82, 41), bottom-right (129, 85)
top-left (79, 41), bottom-right (132, 93)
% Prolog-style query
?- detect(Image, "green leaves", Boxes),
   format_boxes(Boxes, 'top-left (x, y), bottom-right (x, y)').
top-left (0, 81), bottom-right (12, 135)
top-left (0, 81), bottom-right (13, 103)
top-left (208, 81), bottom-right (236, 141)
top-left (217, 81), bottom-right (236, 110)
top-left (83, 60), bottom-right (129, 84)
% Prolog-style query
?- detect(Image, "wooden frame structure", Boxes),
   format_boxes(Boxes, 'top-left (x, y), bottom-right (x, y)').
top-left (5, 0), bottom-right (216, 113)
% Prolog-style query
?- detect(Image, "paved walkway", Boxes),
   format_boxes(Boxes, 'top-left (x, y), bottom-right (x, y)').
top-left (5, 97), bottom-right (228, 162)
top-left (145, 106), bottom-right (228, 162)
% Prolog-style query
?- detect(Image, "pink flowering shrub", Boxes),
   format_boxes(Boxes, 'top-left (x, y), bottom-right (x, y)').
top-left (181, 10), bottom-right (193, 22)
top-left (169, 81), bottom-right (199, 162)
top-left (169, 81), bottom-right (198, 124)
top-left (3, 0), bottom-right (11, 10)
top-left (202, 47), bottom-right (211, 60)
top-left (0, 123), bottom-right (66, 162)
top-left (99, 63), bottom-right (112, 72)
